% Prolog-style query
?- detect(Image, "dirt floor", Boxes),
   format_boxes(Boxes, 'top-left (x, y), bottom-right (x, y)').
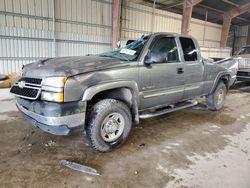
top-left (1, 82), bottom-right (250, 188)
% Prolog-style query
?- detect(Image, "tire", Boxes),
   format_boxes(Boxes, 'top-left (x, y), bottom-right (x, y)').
top-left (206, 82), bottom-right (227, 111)
top-left (85, 99), bottom-right (132, 152)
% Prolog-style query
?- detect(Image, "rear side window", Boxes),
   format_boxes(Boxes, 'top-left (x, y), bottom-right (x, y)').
top-left (179, 37), bottom-right (198, 61)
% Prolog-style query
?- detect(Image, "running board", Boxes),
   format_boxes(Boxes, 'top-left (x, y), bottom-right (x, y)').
top-left (139, 100), bottom-right (198, 119)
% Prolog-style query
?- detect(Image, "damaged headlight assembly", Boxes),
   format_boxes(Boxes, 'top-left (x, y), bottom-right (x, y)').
top-left (41, 77), bottom-right (67, 102)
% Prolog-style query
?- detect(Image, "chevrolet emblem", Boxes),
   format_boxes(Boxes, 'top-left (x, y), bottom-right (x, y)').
top-left (18, 81), bottom-right (26, 88)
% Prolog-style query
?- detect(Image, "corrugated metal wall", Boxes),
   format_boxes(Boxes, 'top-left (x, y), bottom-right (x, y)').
top-left (0, 0), bottom-right (232, 74)
top-left (234, 25), bottom-right (248, 53)
top-left (121, 1), bottom-right (222, 48)
top-left (0, 0), bottom-right (112, 74)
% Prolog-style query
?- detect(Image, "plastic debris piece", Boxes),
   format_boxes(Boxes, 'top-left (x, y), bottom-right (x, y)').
top-left (61, 160), bottom-right (100, 176)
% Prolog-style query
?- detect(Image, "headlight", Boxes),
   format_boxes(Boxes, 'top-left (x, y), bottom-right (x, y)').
top-left (41, 91), bottom-right (64, 102)
top-left (43, 77), bottom-right (67, 87)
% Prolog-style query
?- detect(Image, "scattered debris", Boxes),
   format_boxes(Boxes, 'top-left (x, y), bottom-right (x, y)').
top-left (0, 75), bottom-right (8, 81)
top-left (61, 160), bottom-right (100, 176)
top-left (45, 140), bottom-right (56, 147)
top-left (241, 149), bottom-right (248, 154)
top-left (0, 72), bottom-right (20, 88)
top-left (139, 143), bottom-right (146, 147)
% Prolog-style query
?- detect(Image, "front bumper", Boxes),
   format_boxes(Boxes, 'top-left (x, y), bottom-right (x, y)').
top-left (16, 98), bottom-right (86, 135)
top-left (237, 70), bottom-right (250, 81)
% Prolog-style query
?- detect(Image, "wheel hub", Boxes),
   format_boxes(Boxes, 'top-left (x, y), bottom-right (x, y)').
top-left (104, 120), bottom-right (118, 134)
top-left (100, 113), bottom-right (125, 142)
top-left (217, 89), bottom-right (224, 105)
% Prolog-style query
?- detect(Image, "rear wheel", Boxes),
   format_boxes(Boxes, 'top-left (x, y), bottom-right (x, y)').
top-left (206, 82), bottom-right (227, 111)
top-left (85, 99), bottom-right (132, 152)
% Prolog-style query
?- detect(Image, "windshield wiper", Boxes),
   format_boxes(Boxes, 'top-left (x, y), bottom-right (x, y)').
top-left (98, 54), bottom-right (111, 57)
top-left (118, 53), bottom-right (130, 61)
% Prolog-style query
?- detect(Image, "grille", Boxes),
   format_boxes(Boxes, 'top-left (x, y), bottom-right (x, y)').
top-left (237, 71), bottom-right (250, 77)
top-left (18, 77), bottom-right (42, 85)
top-left (10, 85), bottom-right (39, 99)
top-left (10, 77), bottom-right (42, 100)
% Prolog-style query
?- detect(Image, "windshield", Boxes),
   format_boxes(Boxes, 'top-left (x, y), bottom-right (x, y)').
top-left (97, 35), bottom-right (150, 61)
top-left (238, 47), bottom-right (250, 55)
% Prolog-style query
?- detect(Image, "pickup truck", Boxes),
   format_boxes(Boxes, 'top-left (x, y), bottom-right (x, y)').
top-left (10, 33), bottom-right (234, 152)
top-left (235, 45), bottom-right (250, 81)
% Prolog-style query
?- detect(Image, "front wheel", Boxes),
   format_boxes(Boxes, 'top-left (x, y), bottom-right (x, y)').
top-left (206, 82), bottom-right (227, 111)
top-left (85, 99), bottom-right (132, 152)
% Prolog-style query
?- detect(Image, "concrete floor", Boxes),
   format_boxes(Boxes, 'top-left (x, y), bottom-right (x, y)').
top-left (1, 82), bottom-right (250, 188)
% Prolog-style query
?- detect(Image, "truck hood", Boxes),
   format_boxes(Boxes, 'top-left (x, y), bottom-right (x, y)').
top-left (22, 56), bottom-right (129, 78)
top-left (233, 54), bottom-right (250, 58)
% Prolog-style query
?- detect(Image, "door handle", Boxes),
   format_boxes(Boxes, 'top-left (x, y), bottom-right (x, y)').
top-left (177, 68), bottom-right (184, 74)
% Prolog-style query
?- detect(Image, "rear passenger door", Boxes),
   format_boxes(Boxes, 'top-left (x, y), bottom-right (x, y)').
top-left (179, 37), bottom-right (204, 99)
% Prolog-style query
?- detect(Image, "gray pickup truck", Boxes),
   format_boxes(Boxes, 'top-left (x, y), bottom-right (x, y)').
top-left (10, 33), bottom-right (234, 152)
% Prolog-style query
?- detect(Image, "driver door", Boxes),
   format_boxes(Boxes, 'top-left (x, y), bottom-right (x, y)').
top-left (139, 36), bottom-right (185, 110)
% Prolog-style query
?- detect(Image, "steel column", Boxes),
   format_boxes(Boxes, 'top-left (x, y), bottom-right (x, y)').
top-left (112, 0), bottom-right (121, 49)
top-left (220, 2), bottom-right (250, 47)
top-left (181, 0), bottom-right (202, 34)
top-left (247, 24), bottom-right (250, 45)
top-left (220, 15), bottom-right (232, 47)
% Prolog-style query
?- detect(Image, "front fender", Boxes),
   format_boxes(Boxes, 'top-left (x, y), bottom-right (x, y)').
top-left (82, 80), bottom-right (140, 124)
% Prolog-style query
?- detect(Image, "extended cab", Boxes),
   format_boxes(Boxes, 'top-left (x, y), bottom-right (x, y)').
top-left (10, 33), bottom-right (234, 152)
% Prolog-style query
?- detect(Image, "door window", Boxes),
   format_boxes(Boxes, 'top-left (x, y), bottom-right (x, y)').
top-left (150, 37), bottom-right (179, 63)
top-left (179, 37), bottom-right (198, 61)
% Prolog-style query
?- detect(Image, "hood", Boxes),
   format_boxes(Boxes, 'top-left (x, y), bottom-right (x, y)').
top-left (233, 54), bottom-right (250, 59)
top-left (22, 56), bottom-right (130, 78)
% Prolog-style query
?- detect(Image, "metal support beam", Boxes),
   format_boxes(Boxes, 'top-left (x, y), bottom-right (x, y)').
top-left (202, 9), bottom-right (208, 46)
top-left (52, 0), bottom-right (56, 57)
top-left (222, 0), bottom-right (239, 7)
top-left (220, 2), bottom-right (250, 47)
top-left (112, 0), bottom-right (121, 49)
top-left (220, 16), bottom-right (232, 47)
top-left (151, 0), bottom-right (156, 33)
top-left (181, 0), bottom-right (202, 34)
top-left (247, 24), bottom-right (250, 45)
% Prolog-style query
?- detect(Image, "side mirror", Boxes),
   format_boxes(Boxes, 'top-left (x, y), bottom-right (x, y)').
top-left (144, 51), bottom-right (168, 65)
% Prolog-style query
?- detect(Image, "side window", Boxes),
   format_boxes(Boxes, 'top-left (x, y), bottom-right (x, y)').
top-left (179, 37), bottom-right (198, 61)
top-left (150, 37), bottom-right (179, 63)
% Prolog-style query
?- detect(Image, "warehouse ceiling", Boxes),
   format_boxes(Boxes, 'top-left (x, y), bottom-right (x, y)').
top-left (131, 0), bottom-right (250, 26)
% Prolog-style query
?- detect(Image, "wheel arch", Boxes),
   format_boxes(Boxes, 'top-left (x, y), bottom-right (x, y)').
top-left (210, 72), bottom-right (231, 94)
top-left (82, 80), bottom-right (140, 124)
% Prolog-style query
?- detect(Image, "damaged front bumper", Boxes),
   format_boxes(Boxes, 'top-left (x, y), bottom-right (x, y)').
top-left (237, 69), bottom-right (250, 81)
top-left (16, 98), bottom-right (86, 135)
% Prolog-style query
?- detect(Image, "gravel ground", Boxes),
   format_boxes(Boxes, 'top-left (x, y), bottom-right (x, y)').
top-left (0, 82), bottom-right (250, 188)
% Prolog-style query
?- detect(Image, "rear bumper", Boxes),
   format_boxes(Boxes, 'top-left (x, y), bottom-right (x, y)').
top-left (16, 98), bottom-right (86, 135)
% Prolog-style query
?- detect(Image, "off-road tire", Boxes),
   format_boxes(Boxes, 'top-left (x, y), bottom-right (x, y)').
top-left (85, 99), bottom-right (132, 152)
top-left (206, 81), bottom-right (227, 111)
